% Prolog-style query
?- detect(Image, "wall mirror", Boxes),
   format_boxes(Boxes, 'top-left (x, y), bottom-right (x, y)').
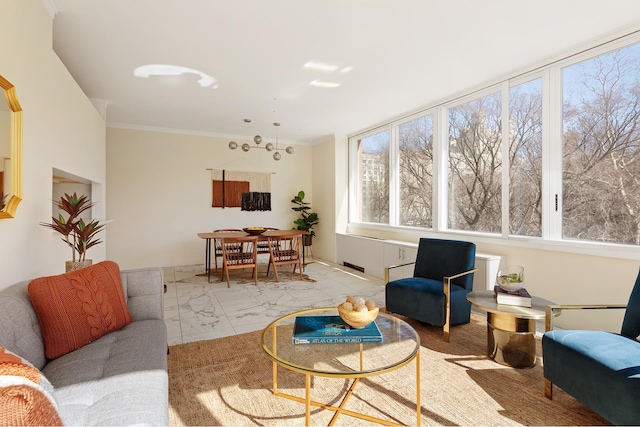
top-left (0, 75), bottom-right (22, 219)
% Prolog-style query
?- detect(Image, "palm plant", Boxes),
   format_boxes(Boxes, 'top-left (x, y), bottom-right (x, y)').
top-left (40, 192), bottom-right (105, 262)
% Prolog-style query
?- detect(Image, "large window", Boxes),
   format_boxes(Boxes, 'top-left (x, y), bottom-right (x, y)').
top-left (448, 92), bottom-right (502, 233)
top-left (399, 115), bottom-right (433, 228)
top-left (562, 44), bottom-right (640, 245)
top-left (349, 34), bottom-right (640, 250)
top-left (356, 130), bottom-right (389, 224)
top-left (509, 79), bottom-right (543, 237)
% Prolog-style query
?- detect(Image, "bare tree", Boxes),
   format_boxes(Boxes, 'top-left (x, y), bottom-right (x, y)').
top-left (448, 93), bottom-right (502, 232)
top-left (563, 47), bottom-right (640, 245)
top-left (399, 116), bottom-right (433, 227)
top-left (509, 82), bottom-right (543, 236)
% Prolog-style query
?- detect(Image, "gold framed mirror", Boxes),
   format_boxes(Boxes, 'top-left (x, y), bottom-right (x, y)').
top-left (0, 75), bottom-right (22, 219)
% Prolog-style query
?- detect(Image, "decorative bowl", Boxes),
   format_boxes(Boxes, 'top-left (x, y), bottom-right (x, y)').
top-left (242, 227), bottom-right (266, 235)
top-left (338, 304), bottom-right (379, 329)
top-left (496, 265), bottom-right (525, 291)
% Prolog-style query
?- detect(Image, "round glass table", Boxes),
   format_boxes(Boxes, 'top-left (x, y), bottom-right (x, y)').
top-left (261, 308), bottom-right (421, 426)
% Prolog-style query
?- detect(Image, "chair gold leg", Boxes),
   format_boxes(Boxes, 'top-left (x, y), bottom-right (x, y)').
top-left (544, 379), bottom-right (553, 399)
top-left (443, 278), bottom-right (451, 342)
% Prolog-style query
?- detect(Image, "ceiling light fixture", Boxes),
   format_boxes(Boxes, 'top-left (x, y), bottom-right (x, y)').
top-left (228, 122), bottom-right (294, 161)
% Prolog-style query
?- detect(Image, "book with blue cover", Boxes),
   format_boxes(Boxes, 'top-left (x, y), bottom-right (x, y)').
top-left (292, 315), bottom-right (383, 344)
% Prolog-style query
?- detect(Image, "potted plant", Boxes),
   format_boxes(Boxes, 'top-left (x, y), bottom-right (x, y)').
top-left (291, 190), bottom-right (319, 246)
top-left (40, 192), bottom-right (105, 272)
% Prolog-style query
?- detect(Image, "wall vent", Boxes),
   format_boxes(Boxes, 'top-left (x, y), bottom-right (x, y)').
top-left (343, 262), bottom-right (364, 273)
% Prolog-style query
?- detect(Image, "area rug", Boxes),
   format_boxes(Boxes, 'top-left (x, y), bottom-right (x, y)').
top-left (168, 313), bottom-right (607, 426)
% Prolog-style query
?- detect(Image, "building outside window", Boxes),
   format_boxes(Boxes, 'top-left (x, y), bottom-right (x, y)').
top-left (355, 130), bottom-right (389, 224)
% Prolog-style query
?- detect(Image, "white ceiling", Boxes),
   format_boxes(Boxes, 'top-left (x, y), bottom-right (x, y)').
top-left (49, 0), bottom-right (640, 145)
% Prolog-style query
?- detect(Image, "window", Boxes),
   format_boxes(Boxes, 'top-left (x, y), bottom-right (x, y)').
top-left (447, 92), bottom-right (502, 233)
top-left (562, 43), bottom-right (640, 245)
top-left (509, 79), bottom-right (543, 237)
top-left (398, 115), bottom-right (433, 227)
top-left (348, 33), bottom-right (640, 251)
top-left (356, 130), bottom-right (389, 224)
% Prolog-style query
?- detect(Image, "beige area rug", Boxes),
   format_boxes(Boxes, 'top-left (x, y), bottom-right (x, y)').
top-left (168, 313), bottom-right (608, 426)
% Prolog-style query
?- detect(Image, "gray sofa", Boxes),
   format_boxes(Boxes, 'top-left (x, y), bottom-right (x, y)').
top-left (0, 266), bottom-right (169, 426)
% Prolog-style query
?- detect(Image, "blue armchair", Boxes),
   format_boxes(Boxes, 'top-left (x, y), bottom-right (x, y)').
top-left (384, 238), bottom-right (477, 342)
top-left (542, 268), bottom-right (640, 425)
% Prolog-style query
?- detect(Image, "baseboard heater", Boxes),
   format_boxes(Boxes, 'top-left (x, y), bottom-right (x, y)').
top-left (343, 262), bottom-right (365, 273)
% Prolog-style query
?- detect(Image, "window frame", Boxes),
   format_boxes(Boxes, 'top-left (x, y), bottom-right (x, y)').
top-left (347, 31), bottom-right (640, 261)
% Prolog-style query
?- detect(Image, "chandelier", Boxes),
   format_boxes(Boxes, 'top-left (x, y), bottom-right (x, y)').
top-left (228, 122), bottom-right (294, 161)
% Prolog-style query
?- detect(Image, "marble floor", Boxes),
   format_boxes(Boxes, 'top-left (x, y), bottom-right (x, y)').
top-left (163, 258), bottom-right (386, 345)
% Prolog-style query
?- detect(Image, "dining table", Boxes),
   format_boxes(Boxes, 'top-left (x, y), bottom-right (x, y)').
top-left (197, 229), bottom-right (307, 282)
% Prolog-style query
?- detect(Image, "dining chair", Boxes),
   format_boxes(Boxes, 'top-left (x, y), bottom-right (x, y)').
top-left (257, 227), bottom-right (280, 255)
top-left (213, 229), bottom-right (242, 271)
top-left (266, 234), bottom-right (303, 282)
top-left (220, 235), bottom-right (258, 287)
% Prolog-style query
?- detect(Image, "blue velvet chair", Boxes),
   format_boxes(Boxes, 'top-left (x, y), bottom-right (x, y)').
top-left (542, 268), bottom-right (640, 425)
top-left (384, 238), bottom-right (477, 342)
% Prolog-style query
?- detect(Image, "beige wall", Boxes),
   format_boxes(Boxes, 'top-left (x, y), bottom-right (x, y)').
top-left (105, 127), bottom-right (313, 269)
top-left (310, 137), bottom-right (335, 261)
top-left (0, 0), bottom-right (106, 290)
top-left (309, 134), bottom-right (349, 263)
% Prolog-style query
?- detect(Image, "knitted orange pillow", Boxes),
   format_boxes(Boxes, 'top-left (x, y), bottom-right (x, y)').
top-left (28, 260), bottom-right (132, 359)
top-left (0, 347), bottom-right (62, 426)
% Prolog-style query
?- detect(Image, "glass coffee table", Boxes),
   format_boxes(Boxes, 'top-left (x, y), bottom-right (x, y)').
top-left (261, 308), bottom-right (421, 426)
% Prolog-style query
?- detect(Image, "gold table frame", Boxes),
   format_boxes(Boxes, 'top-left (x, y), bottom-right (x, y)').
top-left (466, 291), bottom-right (555, 368)
top-left (261, 308), bottom-right (421, 426)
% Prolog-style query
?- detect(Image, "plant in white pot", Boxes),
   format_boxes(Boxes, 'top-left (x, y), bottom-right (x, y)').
top-left (291, 190), bottom-right (319, 246)
top-left (40, 192), bottom-right (105, 272)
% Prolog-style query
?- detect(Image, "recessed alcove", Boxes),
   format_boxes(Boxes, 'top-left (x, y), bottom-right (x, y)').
top-left (52, 168), bottom-right (96, 220)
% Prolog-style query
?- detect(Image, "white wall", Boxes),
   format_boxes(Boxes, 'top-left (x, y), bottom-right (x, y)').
top-left (310, 137), bottom-right (335, 262)
top-left (105, 127), bottom-right (312, 269)
top-left (0, 0), bottom-right (106, 290)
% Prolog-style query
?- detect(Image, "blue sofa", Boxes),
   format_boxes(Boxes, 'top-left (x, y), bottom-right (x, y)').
top-left (542, 269), bottom-right (640, 425)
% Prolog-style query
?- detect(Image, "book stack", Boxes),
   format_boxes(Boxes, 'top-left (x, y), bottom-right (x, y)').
top-left (292, 315), bottom-right (383, 345)
top-left (494, 285), bottom-right (532, 307)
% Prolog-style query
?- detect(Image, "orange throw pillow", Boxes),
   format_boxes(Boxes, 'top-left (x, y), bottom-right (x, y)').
top-left (28, 260), bottom-right (132, 359)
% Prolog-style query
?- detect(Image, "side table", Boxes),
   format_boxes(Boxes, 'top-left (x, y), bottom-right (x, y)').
top-left (466, 290), bottom-right (554, 368)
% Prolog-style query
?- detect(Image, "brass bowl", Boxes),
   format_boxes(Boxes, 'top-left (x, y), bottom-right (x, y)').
top-left (338, 304), bottom-right (379, 329)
